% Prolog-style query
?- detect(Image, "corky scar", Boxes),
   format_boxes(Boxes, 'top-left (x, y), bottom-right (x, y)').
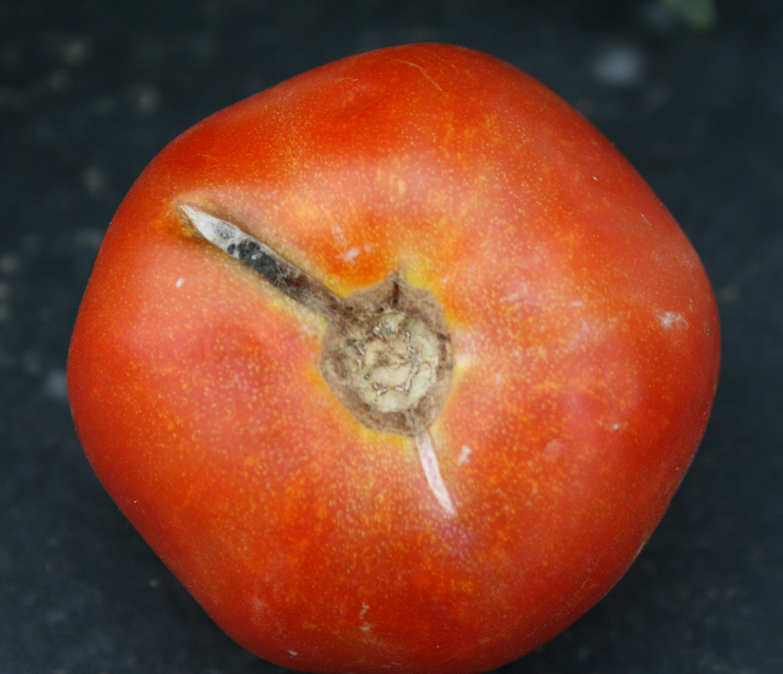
top-left (320, 276), bottom-right (452, 436)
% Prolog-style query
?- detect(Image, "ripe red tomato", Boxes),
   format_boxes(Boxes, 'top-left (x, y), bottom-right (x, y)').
top-left (67, 44), bottom-right (720, 674)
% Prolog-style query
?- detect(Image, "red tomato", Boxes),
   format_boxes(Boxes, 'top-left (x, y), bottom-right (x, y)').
top-left (67, 44), bottom-right (720, 674)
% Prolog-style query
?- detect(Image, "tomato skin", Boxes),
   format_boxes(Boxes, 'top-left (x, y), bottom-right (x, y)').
top-left (67, 44), bottom-right (720, 674)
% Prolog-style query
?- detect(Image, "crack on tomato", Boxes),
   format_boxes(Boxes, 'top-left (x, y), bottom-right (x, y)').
top-left (393, 59), bottom-right (445, 93)
top-left (415, 431), bottom-right (456, 515)
top-left (179, 203), bottom-right (457, 514)
top-left (178, 204), bottom-right (341, 317)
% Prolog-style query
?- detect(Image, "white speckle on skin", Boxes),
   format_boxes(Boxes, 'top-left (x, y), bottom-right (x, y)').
top-left (0, 253), bottom-right (23, 275)
top-left (332, 223), bottom-right (349, 248)
top-left (457, 445), bottom-right (472, 466)
top-left (338, 246), bottom-right (361, 263)
top-left (564, 319), bottom-right (599, 353)
top-left (451, 329), bottom-right (483, 370)
top-left (288, 651), bottom-right (298, 656)
top-left (543, 438), bottom-right (565, 460)
top-left (297, 321), bottom-right (320, 339)
top-left (498, 281), bottom-right (535, 307)
top-left (175, 277), bottom-right (185, 288)
top-left (656, 311), bottom-right (689, 330)
top-left (359, 602), bottom-right (373, 632)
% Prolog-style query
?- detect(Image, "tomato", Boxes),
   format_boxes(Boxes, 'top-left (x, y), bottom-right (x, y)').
top-left (67, 44), bottom-right (720, 674)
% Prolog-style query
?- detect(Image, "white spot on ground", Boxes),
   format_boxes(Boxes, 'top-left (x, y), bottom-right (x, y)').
top-left (656, 311), bottom-right (689, 330)
top-left (592, 45), bottom-right (645, 87)
top-left (74, 228), bottom-right (104, 249)
top-left (0, 281), bottom-right (10, 323)
top-left (457, 445), bottom-right (472, 466)
top-left (415, 431), bottom-right (455, 515)
top-left (0, 253), bottom-right (23, 275)
top-left (80, 165), bottom-right (107, 197)
top-left (130, 82), bottom-right (161, 115)
top-left (22, 351), bottom-right (42, 376)
top-left (43, 369), bottom-right (68, 401)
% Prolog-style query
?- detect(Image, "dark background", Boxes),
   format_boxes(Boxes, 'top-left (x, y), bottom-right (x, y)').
top-left (1, 1), bottom-right (781, 673)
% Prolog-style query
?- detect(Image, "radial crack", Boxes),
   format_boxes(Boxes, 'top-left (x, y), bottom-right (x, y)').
top-left (415, 431), bottom-right (455, 515)
top-left (179, 204), bottom-right (341, 317)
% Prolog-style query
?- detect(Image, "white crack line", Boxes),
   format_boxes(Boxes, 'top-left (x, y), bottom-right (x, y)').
top-left (415, 431), bottom-right (455, 516)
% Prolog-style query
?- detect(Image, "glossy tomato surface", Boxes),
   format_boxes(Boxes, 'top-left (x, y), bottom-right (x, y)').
top-left (67, 44), bottom-right (720, 674)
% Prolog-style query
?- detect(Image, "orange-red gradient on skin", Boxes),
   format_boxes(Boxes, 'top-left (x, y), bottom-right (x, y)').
top-left (67, 44), bottom-right (719, 674)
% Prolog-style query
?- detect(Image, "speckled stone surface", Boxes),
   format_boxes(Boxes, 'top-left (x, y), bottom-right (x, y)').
top-left (2, 1), bottom-right (781, 672)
